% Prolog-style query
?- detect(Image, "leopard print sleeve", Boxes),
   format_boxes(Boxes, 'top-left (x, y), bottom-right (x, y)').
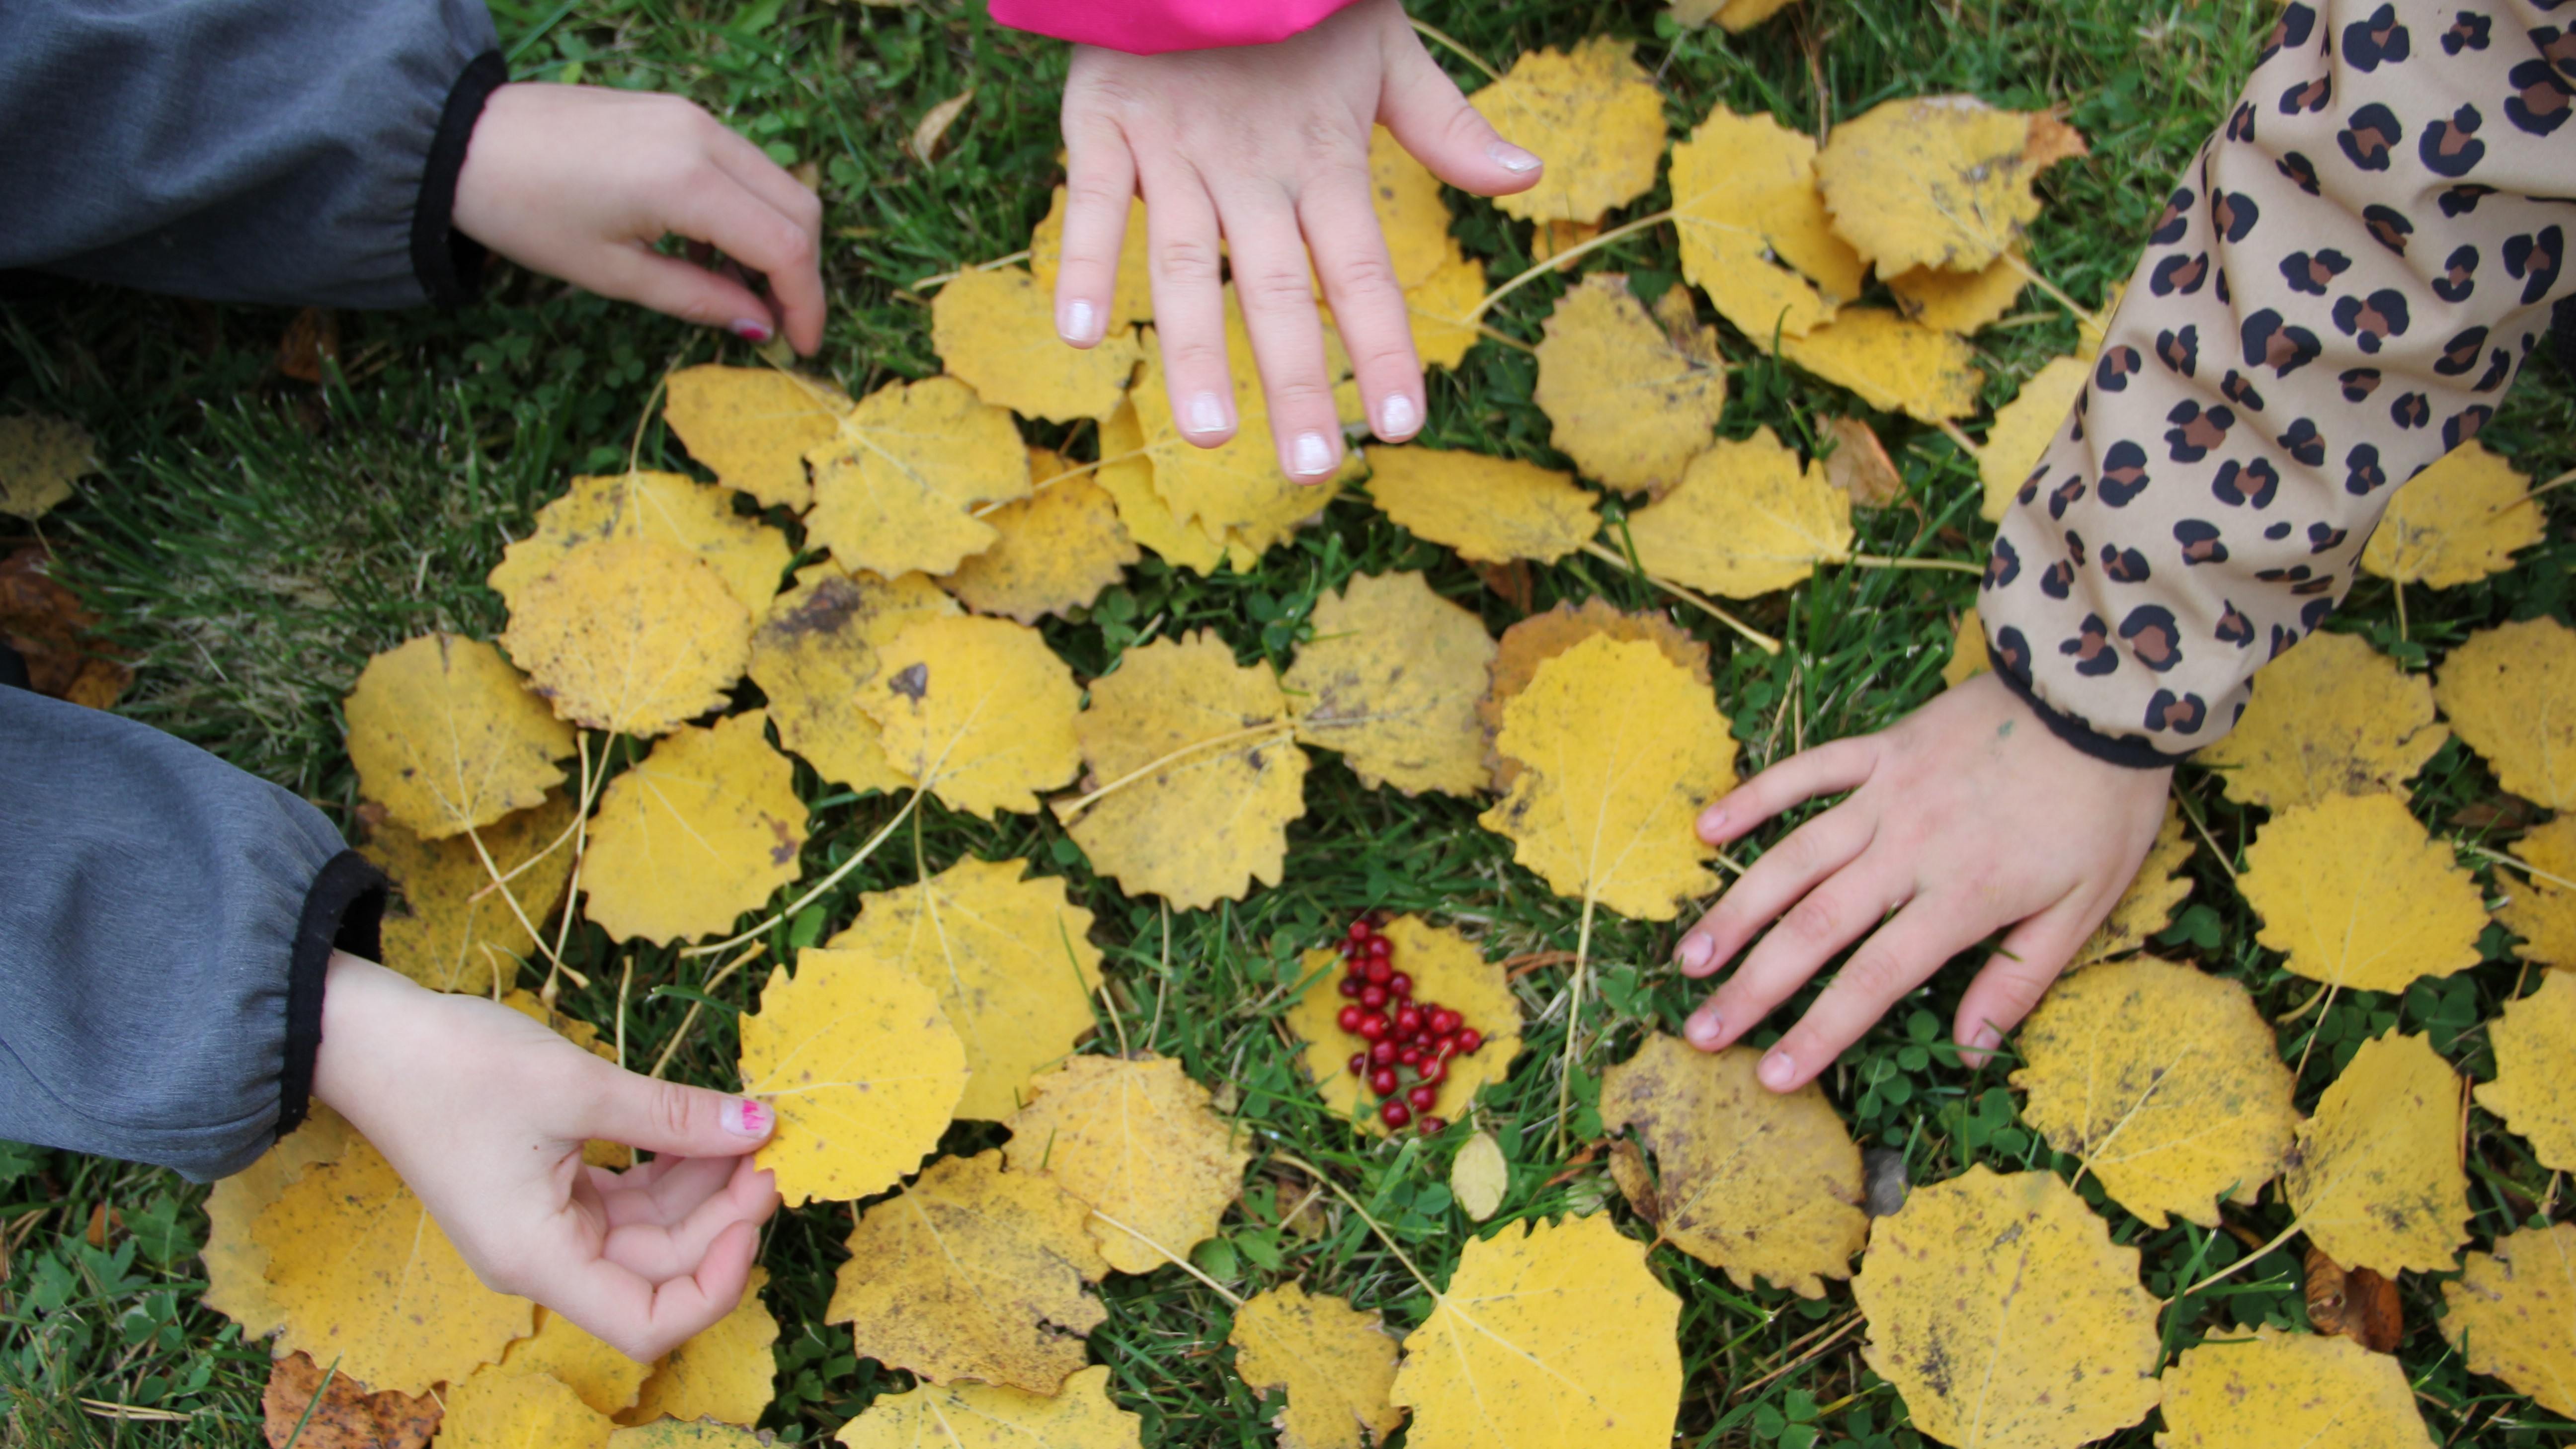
top-left (1981, 0), bottom-right (2576, 767)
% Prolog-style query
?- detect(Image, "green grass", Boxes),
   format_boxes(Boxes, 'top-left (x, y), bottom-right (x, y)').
top-left (4, 0), bottom-right (2573, 1445)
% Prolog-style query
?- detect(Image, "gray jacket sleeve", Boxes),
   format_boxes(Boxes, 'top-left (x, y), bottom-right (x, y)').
top-left (0, 0), bottom-right (504, 309)
top-left (0, 687), bottom-right (385, 1182)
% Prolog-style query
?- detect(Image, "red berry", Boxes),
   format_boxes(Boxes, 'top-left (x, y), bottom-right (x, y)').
top-left (1387, 972), bottom-right (1414, 999)
top-left (1360, 984), bottom-right (1389, 1010)
top-left (1370, 1039), bottom-right (1399, 1067)
top-left (1428, 1008), bottom-right (1462, 1036)
top-left (1364, 958), bottom-right (1392, 985)
top-left (1356, 1013), bottom-right (1388, 1042)
top-left (1348, 1051), bottom-right (1368, 1076)
top-left (1337, 1004), bottom-right (1364, 1033)
top-left (1407, 1084), bottom-right (1439, 1112)
top-left (1380, 1100), bottom-right (1412, 1128)
top-left (1367, 935), bottom-right (1391, 959)
top-left (1418, 1115), bottom-right (1448, 1135)
top-left (1393, 1007), bottom-right (1422, 1036)
top-left (1432, 1036), bottom-right (1460, 1061)
top-left (1347, 920), bottom-right (1373, 942)
top-left (1456, 1027), bottom-right (1484, 1054)
top-left (1417, 1055), bottom-right (1447, 1085)
top-left (1369, 1067), bottom-right (1400, 1098)
top-left (1337, 975), bottom-right (1362, 998)
top-left (1397, 1045), bottom-right (1423, 1067)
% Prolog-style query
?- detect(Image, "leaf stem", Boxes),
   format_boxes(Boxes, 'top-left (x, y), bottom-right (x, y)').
top-left (1934, 419), bottom-right (1984, 458)
top-left (650, 941), bottom-right (768, 1079)
top-left (1053, 722), bottom-right (1301, 821)
top-left (1268, 1153), bottom-right (1444, 1300)
top-left (1845, 554), bottom-right (1985, 575)
top-left (907, 248), bottom-right (1034, 293)
top-left (1576, 541), bottom-right (1782, 654)
top-left (1552, 893), bottom-right (1601, 1154)
top-left (1998, 251), bottom-right (2100, 335)
top-left (681, 788), bottom-right (927, 958)
top-left (2464, 843), bottom-right (2576, 894)
top-left (1088, 1210), bottom-right (1245, 1307)
top-left (1407, 19), bottom-right (1502, 81)
top-left (1467, 209), bottom-right (1677, 325)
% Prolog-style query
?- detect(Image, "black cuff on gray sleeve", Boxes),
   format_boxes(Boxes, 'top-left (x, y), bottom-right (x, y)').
top-left (410, 50), bottom-right (508, 308)
top-left (1990, 657), bottom-right (2188, 771)
top-left (278, 851), bottom-right (388, 1137)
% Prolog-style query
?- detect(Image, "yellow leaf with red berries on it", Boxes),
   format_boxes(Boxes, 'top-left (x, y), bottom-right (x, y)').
top-left (1285, 915), bottom-right (1523, 1134)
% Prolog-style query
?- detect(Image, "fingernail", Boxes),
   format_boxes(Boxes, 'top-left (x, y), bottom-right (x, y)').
top-left (1185, 391), bottom-right (1230, 437)
top-left (1686, 1007), bottom-right (1723, 1048)
top-left (723, 1098), bottom-right (773, 1138)
top-left (1759, 1049), bottom-right (1796, 1090)
top-left (1377, 393), bottom-right (1418, 438)
top-left (1288, 430), bottom-right (1335, 478)
top-left (1059, 299), bottom-right (1098, 345)
top-left (1488, 141), bottom-right (1542, 173)
top-left (1697, 804), bottom-right (1729, 839)
top-left (1970, 1026), bottom-right (2003, 1054)
top-left (729, 319), bottom-right (773, 343)
top-left (1676, 932), bottom-right (1714, 972)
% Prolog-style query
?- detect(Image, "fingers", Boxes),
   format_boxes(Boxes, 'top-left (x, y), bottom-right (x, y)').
top-left (601, 1155), bottom-right (780, 1285)
top-left (1676, 802), bottom-right (1877, 978)
top-left (1136, 156), bottom-right (1239, 450)
top-left (1055, 108), bottom-right (1139, 349)
top-left (594, 1153), bottom-right (737, 1230)
top-left (1682, 847), bottom-right (1910, 1057)
top-left (1298, 168), bottom-right (1422, 442)
top-left (564, 1057), bottom-right (776, 1160)
top-left (527, 1217), bottom-right (762, 1363)
top-left (1219, 184), bottom-right (1347, 482)
top-left (1696, 736), bottom-right (1879, 847)
top-left (1750, 894), bottom-right (1995, 1093)
top-left (666, 174), bottom-right (826, 354)
top-left (1953, 894), bottom-right (2103, 1069)
top-left (1374, 24), bottom-right (1542, 196)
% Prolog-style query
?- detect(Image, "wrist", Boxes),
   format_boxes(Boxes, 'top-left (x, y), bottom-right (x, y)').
top-left (312, 952), bottom-right (431, 1131)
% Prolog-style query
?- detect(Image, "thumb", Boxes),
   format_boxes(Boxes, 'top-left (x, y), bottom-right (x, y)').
top-left (568, 1057), bottom-right (776, 1159)
top-left (1375, 29), bottom-right (1543, 197)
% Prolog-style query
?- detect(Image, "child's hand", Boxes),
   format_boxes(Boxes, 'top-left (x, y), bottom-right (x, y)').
top-left (1053, 0), bottom-right (1542, 480)
top-left (313, 954), bottom-right (780, 1363)
top-left (1674, 671), bottom-right (2175, 1090)
top-left (454, 84), bottom-right (826, 353)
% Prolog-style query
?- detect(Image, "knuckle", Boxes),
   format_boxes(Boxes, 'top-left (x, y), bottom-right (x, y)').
top-left (1781, 895), bottom-right (1844, 947)
top-left (766, 221), bottom-right (817, 271)
top-left (1323, 251), bottom-right (1402, 304)
top-left (646, 1080), bottom-right (701, 1142)
top-left (1165, 340), bottom-right (1228, 378)
top-left (1151, 237), bottom-right (1224, 288)
top-left (1833, 945), bottom-right (1911, 1003)
top-left (1067, 175), bottom-right (1136, 216)
top-left (1235, 264), bottom-right (1318, 315)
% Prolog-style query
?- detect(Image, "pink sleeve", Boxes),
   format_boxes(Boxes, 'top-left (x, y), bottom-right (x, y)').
top-left (990, 0), bottom-right (1366, 54)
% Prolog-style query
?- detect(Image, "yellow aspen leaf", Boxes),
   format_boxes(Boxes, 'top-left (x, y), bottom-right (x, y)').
top-left (581, 711), bottom-right (805, 945)
top-left (1003, 1054), bottom-right (1250, 1275)
top-left (2198, 632), bottom-right (2448, 809)
top-left (1480, 600), bottom-right (1709, 790)
top-left (363, 792), bottom-right (578, 994)
top-left (500, 1307), bottom-right (649, 1417)
top-left (942, 450), bottom-right (1140, 624)
top-left (934, 269), bottom-right (1145, 423)
top-left (2079, 281), bottom-right (2123, 360)
top-left (2239, 792), bottom-right (2485, 992)
top-left (1093, 398), bottom-right (1233, 574)
top-left (487, 471), bottom-right (790, 619)
top-left (201, 1105), bottom-right (354, 1339)
top-left (2287, 1031), bottom-right (2472, 1276)
top-left (1229, 1283), bottom-right (1403, 1449)
top-left (836, 1365), bottom-right (1143, 1449)
top-left (1852, 1166), bottom-right (2162, 1449)
top-left (1816, 97), bottom-right (2051, 274)
top-left (1285, 916), bottom-right (1523, 1133)
top-left (1132, 314), bottom-right (1343, 551)
top-left (441, 1367), bottom-right (614, 1449)
top-left (1820, 415), bottom-right (1906, 508)
top-left (1468, 39), bottom-right (1666, 224)
top-left (1368, 127), bottom-right (1455, 290)
top-left (1285, 570), bottom-right (1495, 796)
top-left (1779, 308), bottom-right (1986, 422)
top-left (1481, 635), bottom-right (1737, 920)
top-left (2440, 1222), bottom-right (2576, 1419)
top-left (1600, 1034), bottom-right (1866, 1296)
top-left (748, 565), bottom-right (958, 795)
top-left (825, 1149), bottom-right (1109, 1393)
top-left (619, 1269), bottom-right (779, 1429)
top-left (345, 633), bottom-right (573, 839)
top-left (826, 856), bottom-right (1104, 1121)
top-left (1668, 106), bottom-right (1862, 345)
top-left (1390, 1212), bottom-right (1683, 1449)
top-left (0, 413), bottom-right (94, 520)
top-left (805, 375), bottom-right (1031, 579)
top-left (2474, 970), bottom-right (2576, 1171)
top-left (1534, 274), bottom-right (1728, 497)
top-left (1714, 0), bottom-right (1800, 28)
top-left (2434, 617), bottom-right (2576, 809)
top-left (1365, 446), bottom-right (1598, 565)
top-left (2067, 803), bottom-right (2194, 967)
top-left (1451, 1131), bottom-right (1510, 1221)
top-left (255, 1137), bottom-right (532, 1395)
top-left (1402, 248), bottom-right (1488, 371)
top-left (2500, 814), bottom-right (2576, 968)
top-left (1887, 245), bottom-right (2029, 335)
top-left (1031, 187), bottom-right (1152, 330)
top-left (1628, 425), bottom-right (1854, 598)
top-left (739, 950), bottom-right (969, 1206)
top-left (1941, 606), bottom-right (1992, 689)
top-left (1979, 355), bottom-right (2087, 521)
top-left (609, 1422), bottom-right (768, 1449)
top-left (2010, 959), bottom-right (2296, 1228)
top-left (2159, 1326), bottom-right (2434, 1449)
top-left (1057, 632), bottom-right (1308, 910)
top-left (859, 614), bottom-right (1082, 817)
top-left (663, 365), bottom-right (850, 512)
top-left (2361, 442), bottom-right (2545, 588)
top-left (501, 537), bottom-right (752, 737)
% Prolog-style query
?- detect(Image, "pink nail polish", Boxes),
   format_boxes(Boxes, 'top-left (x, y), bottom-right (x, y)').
top-left (723, 1098), bottom-right (773, 1138)
top-left (1758, 1049), bottom-right (1796, 1090)
top-left (729, 319), bottom-right (773, 343)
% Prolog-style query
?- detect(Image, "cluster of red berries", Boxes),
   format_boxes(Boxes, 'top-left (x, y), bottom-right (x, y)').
top-left (1331, 918), bottom-right (1484, 1132)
